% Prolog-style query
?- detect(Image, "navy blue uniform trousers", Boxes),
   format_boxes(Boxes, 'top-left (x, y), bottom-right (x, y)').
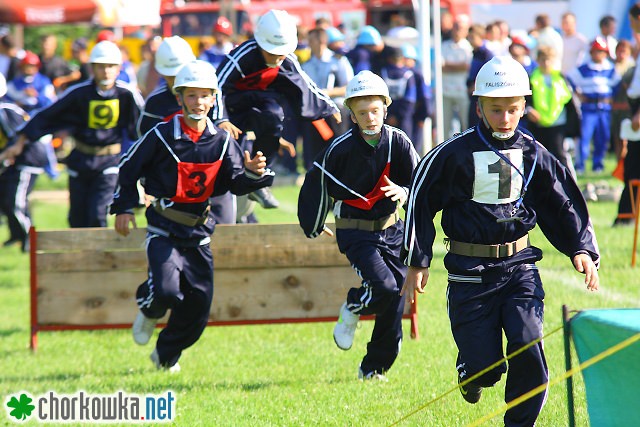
top-left (136, 234), bottom-right (214, 368)
top-left (68, 169), bottom-right (118, 228)
top-left (336, 221), bottom-right (407, 375)
top-left (0, 168), bottom-right (39, 246)
top-left (448, 263), bottom-right (548, 427)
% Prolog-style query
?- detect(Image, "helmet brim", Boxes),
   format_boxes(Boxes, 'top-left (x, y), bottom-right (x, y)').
top-left (255, 34), bottom-right (297, 56)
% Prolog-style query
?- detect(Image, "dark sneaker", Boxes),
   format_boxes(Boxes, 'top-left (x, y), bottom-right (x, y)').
top-left (248, 187), bottom-right (280, 209)
top-left (458, 374), bottom-right (482, 404)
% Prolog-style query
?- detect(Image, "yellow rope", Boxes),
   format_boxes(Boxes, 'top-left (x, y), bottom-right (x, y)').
top-left (466, 331), bottom-right (640, 427)
top-left (387, 325), bottom-right (564, 426)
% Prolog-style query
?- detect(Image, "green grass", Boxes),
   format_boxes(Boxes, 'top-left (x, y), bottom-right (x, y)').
top-left (1, 165), bottom-right (639, 426)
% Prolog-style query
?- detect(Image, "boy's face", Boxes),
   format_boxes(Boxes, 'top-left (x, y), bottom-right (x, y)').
top-left (477, 96), bottom-right (525, 136)
top-left (177, 86), bottom-right (215, 119)
top-left (92, 63), bottom-right (121, 88)
top-left (349, 96), bottom-right (386, 137)
top-left (590, 49), bottom-right (608, 63)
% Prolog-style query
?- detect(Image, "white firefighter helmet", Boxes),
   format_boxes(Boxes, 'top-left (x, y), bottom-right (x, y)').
top-left (172, 60), bottom-right (219, 92)
top-left (155, 36), bottom-right (196, 76)
top-left (472, 55), bottom-right (532, 97)
top-left (254, 9), bottom-right (298, 56)
top-left (344, 70), bottom-right (392, 108)
top-left (89, 41), bottom-right (122, 65)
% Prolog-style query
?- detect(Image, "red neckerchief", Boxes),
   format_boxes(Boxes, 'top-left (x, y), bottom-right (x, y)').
top-left (179, 116), bottom-right (204, 143)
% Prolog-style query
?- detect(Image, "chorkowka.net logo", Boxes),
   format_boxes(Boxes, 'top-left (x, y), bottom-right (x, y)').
top-left (4, 390), bottom-right (175, 423)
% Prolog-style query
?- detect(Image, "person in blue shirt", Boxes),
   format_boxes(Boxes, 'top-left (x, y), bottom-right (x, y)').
top-left (566, 37), bottom-right (621, 173)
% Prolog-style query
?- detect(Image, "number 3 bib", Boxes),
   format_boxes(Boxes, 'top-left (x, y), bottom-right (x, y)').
top-left (172, 160), bottom-right (222, 203)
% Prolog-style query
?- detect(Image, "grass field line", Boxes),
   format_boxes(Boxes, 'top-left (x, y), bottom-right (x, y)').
top-left (543, 267), bottom-right (640, 305)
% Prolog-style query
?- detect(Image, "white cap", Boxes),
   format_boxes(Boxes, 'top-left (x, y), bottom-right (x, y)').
top-left (155, 36), bottom-right (196, 76)
top-left (472, 56), bottom-right (532, 97)
top-left (173, 60), bottom-right (219, 92)
top-left (89, 41), bottom-right (122, 65)
top-left (344, 70), bottom-right (392, 107)
top-left (254, 10), bottom-right (298, 55)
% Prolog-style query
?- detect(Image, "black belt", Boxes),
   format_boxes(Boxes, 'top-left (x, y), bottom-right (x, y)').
top-left (444, 235), bottom-right (530, 258)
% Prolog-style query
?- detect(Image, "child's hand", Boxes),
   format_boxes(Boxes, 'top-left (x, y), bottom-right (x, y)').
top-left (381, 176), bottom-right (408, 205)
top-left (244, 150), bottom-right (267, 175)
top-left (572, 253), bottom-right (599, 291)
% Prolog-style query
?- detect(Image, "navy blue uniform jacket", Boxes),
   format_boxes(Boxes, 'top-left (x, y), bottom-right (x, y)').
top-left (19, 80), bottom-right (144, 172)
top-left (111, 115), bottom-right (273, 240)
top-left (216, 39), bottom-right (339, 122)
top-left (298, 124), bottom-right (419, 238)
top-left (403, 125), bottom-right (600, 277)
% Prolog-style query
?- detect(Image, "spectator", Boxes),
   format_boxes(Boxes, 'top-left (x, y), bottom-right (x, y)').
top-left (466, 24), bottom-right (494, 130)
top-left (200, 17), bottom-right (235, 70)
top-left (301, 28), bottom-right (353, 170)
top-left (599, 15), bottom-right (618, 60)
top-left (561, 12), bottom-right (588, 75)
top-left (567, 37), bottom-right (621, 173)
top-left (533, 14), bottom-right (563, 71)
top-left (527, 46), bottom-right (576, 174)
top-left (5, 51), bottom-right (56, 113)
top-left (614, 2), bottom-right (640, 226)
top-left (402, 43), bottom-right (431, 154)
top-left (509, 35), bottom-right (537, 75)
top-left (51, 38), bottom-right (92, 91)
top-left (442, 20), bottom-right (473, 139)
top-left (611, 40), bottom-right (635, 159)
top-left (347, 25), bottom-right (385, 74)
top-left (38, 34), bottom-right (72, 86)
top-left (136, 36), bottom-right (162, 98)
top-left (0, 34), bottom-right (21, 82)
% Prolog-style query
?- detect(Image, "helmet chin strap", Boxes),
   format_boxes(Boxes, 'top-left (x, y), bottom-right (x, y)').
top-left (362, 128), bottom-right (381, 136)
top-left (177, 91), bottom-right (206, 121)
top-left (478, 101), bottom-right (515, 140)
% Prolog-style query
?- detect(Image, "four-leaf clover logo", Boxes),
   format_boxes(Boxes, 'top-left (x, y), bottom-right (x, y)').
top-left (6, 393), bottom-right (35, 421)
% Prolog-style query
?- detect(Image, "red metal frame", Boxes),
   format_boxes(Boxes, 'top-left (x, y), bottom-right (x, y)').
top-left (29, 227), bottom-right (419, 351)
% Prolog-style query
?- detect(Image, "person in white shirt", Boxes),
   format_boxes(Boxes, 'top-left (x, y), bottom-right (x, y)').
top-left (599, 15), bottom-right (618, 60)
top-left (441, 21), bottom-right (473, 138)
top-left (534, 14), bottom-right (564, 71)
top-left (561, 12), bottom-right (588, 75)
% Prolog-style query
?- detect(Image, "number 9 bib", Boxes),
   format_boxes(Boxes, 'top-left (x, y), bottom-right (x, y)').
top-left (171, 160), bottom-right (222, 203)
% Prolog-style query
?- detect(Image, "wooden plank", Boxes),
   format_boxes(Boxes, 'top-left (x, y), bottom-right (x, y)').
top-left (37, 268), bottom-right (411, 325)
top-left (35, 224), bottom-right (332, 252)
top-left (36, 244), bottom-right (349, 273)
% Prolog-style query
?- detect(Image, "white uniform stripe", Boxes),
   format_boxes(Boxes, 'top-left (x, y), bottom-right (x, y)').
top-left (404, 128), bottom-right (475, 264)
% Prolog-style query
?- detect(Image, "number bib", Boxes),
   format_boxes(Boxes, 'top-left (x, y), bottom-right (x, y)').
top-left (472, 149), bottom-right (523, 204)
top-left (171, 160), bottom-right (222, 203)
top-left (88, 99), bottom-right (119, 129)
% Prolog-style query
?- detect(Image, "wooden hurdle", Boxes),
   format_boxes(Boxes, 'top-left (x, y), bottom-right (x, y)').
top-left (29, 224), bottom-right (418, 350)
